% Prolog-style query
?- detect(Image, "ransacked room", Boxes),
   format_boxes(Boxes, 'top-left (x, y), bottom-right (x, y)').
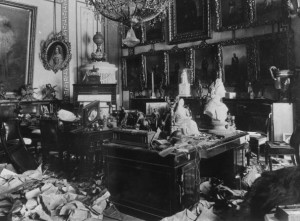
top-left (0, 0), bottom-right (300, 220)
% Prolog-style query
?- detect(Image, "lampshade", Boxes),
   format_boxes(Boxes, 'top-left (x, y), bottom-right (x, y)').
top-left (122, 27), bottom-right (140, 47)
top-left (86, 0), bottom-right (169, 28)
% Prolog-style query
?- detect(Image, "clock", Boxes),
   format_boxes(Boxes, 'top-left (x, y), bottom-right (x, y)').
top-left (82, 100), bottom-right (100, 126)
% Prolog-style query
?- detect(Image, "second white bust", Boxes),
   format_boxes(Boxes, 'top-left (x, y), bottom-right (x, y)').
top-left (204, 78), bottom-right (228, 130)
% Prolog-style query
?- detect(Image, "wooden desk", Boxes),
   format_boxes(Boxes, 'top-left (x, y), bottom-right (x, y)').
top-left (68, 129), bottom-right (113, 174)
top-left (102, 132), bottom-right (248, 220)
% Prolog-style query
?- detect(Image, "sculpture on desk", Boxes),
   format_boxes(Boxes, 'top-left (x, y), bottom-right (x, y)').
top-left (174, 98), bottom-right (200, 136)
top-left (204, 78), bottom-right (229, 131)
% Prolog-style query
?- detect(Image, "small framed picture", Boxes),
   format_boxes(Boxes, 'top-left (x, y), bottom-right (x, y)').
top-left (41, 33), bottom-right (72, 73)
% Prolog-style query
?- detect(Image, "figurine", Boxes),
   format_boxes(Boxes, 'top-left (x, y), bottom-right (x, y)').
top-left (174, 98), bottom-right (199, 136)
top-left (42, 84), bottom-right (57, 100)
top-left (204, 78), bottom-right (229, 130)
top-left (19, 84), bottom-right (37, 101)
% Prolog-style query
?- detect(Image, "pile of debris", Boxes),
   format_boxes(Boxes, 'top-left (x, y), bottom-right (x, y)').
top-left (0, 164), bottom-right (114, 221)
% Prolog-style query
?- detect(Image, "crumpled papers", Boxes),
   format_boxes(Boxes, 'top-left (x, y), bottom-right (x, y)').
top-left (0, 165), bottom-right (111, 221)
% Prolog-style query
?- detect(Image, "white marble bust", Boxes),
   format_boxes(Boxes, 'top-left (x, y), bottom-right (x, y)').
top-left (204, 79), bottom-right (228, 129)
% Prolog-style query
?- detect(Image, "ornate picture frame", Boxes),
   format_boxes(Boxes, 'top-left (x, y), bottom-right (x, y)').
top-left (142, 19), bottom-right (166, 45)
top-left (219, 38), bottom-right (253, 89)
top-left (192, 43), bottom-right (220, 85)
top-left (256, 32), bottom-right (292, 84)
top-left (41, 32), bottom-right (72, 73)
top-left (214, 0), bottom-right (253, 31)
top-left (0, 1), bottom-right (37, 93)
top-left (121, 55), bottom-right (144, 91)
top-left (168, 0), bottom-right (211, 44)
top-left (142, 50), bottom-right (166, 93)
top-left (166, 46), bottom-right (190, 97)
top-left (252, 0), bottom-right (289, 26)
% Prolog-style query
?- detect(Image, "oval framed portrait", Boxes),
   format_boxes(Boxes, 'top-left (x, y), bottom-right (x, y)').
top-left (41, 33), bottom-right (72, 73)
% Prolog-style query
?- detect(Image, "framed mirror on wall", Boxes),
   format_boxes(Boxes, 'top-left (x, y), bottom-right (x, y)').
top-left (0, 1), bottom-right (37, 95)
top-left (168, 0), bottom-right (211, 44)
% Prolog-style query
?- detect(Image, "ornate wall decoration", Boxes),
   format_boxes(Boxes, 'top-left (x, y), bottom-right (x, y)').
top-left (41, 32), bottom-right (72, 74)
top-left (0, 1), bottom-right (37, 93)
top-left (168, 0), bottom-right (211, 44)
top-left (214, 0), bottom-right (253, 31)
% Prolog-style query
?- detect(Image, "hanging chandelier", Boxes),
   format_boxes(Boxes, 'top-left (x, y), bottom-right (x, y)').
top-left (86, 0), bottom-right (169, 47)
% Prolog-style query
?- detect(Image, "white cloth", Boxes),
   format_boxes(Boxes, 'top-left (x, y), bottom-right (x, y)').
top-left (57, 109), bottom-right (77, 122)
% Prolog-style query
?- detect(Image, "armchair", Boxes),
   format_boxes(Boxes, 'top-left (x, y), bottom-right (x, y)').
top-left (0, 119), bottom-right (38, 173)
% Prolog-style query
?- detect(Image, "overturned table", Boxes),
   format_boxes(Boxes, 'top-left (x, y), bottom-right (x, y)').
top-left (102, 131), bottom-right (249, 220)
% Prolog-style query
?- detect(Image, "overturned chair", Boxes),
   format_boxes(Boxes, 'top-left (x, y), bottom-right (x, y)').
top-left (0, 119), bottom-right (38, 173)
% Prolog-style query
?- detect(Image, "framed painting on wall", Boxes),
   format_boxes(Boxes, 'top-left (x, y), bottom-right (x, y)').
top-left (253, 0), bottom-right (289, 25)
top-left (143, 51), bottom-right (166, 92)
top-left (168, 0), bottom-right (211, 44)
top-left (222, 43), bottom-right (248, 88)
top-left (0, 2), bottom-right (37, 93)
top-left (194, 45), bottom-right (219, 85)
top-left (122, 55), bottom-right (144, 91)
top-left (215, 0), bottom-right (252, 31)
top-left (167, 48), bottom-right (188, 97)
top-left (256, 33), bottom-right (290, 83)
top-left (142, 19), bottom-right (165, 45)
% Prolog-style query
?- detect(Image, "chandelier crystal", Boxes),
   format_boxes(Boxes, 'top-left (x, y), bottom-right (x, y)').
top-left (86, 0), bottom-right (169, 47)
top-left (86, 0), bottom-right (169, 27)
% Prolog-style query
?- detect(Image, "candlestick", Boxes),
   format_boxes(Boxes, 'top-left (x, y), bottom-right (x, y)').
top-left (151, 70), bottom-right (156, 98)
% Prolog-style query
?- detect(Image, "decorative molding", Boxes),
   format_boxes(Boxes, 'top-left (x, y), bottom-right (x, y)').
top-left (62, 0), bottom-right (70, 102)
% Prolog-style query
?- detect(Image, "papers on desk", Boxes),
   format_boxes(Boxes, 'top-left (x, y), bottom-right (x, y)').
top-left (248, 131), bottom-right (263, 138)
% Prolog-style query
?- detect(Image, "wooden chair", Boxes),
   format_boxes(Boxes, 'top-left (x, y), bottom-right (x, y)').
top-left (265, 103), bottom-right (297, 171)
top-left (39, 118), bottom-right (66, 165)
top-left (0, 119), bottom-right (38, 173)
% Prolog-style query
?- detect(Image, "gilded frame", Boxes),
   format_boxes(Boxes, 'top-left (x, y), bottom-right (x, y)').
top-left (255, 32), bottom-right (293, 84)
top-left (168, 0), bottom-right (211, 44)
top-left (252, 0), bottom-right (290, 26)
top-left (166, 46), bottom-right (190, 97)
top-left (142, 50), bottom-right (167, 91)
top-left (141, 19), bottom-right (166, 45)
top-left (0, 1), bottom-right (37, 93)
top-left (219, 38), bottom-right (254, 89)
top-left (41, 32), bottom-right (72, 73)
top-left (214, 0), bottom-right (253, 31)
top-left (192, 42), bottom-right (220, 85)
top-left (121, 54), bottom-right (144, 91)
